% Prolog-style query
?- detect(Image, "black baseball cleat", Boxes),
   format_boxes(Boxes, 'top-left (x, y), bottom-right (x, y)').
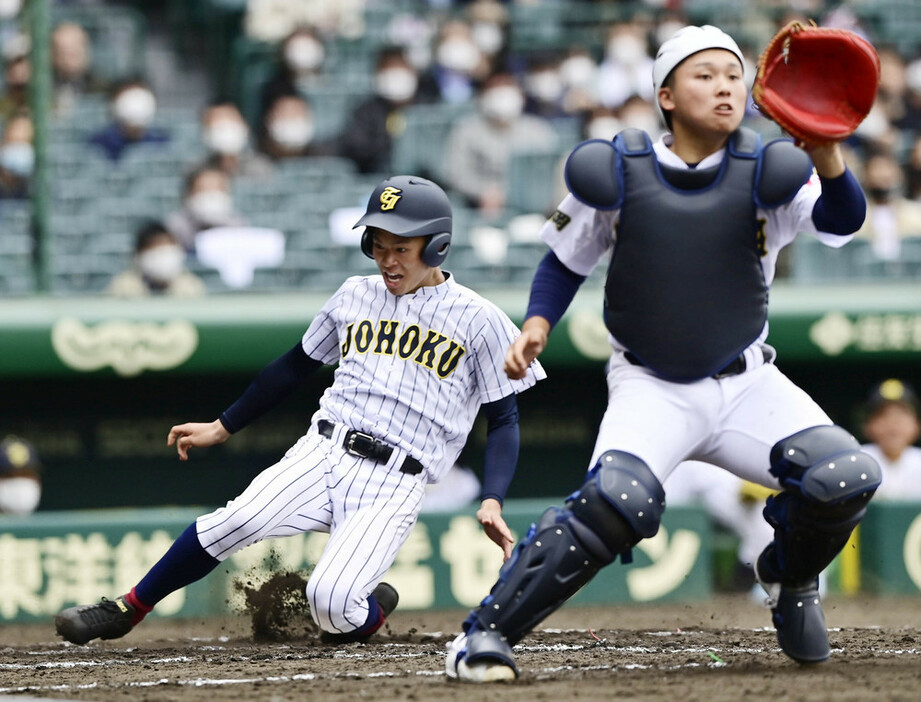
top-left (55, 596), bottom-right (136, 645)
top-left (372, 581), bottom-right (399, 618)
top-left (319, 582), bottom-right (399, 644)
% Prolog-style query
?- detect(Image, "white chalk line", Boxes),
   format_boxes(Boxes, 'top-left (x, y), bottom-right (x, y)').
top-left (3, 628), bottom-right (920, 694)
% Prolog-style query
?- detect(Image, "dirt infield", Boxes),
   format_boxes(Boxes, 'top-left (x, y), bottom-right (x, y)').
top-left (2, 594), bottom-right (920, 701)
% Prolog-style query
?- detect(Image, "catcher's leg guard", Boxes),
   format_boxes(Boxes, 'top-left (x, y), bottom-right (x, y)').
top-left (754, 425), bottom-right (881, 664)
top-left (756, 425), bottom-right (881, 586)
top-left (463, 451), bottom-right (665, 648)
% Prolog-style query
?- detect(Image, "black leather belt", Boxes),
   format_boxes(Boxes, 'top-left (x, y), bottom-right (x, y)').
top-left (624, 349), bottom-right (760, 379)
top-left (317, 420), bottom-right (424, 475)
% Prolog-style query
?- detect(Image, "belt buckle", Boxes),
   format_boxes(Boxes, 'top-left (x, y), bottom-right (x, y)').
top-left (345, 431), bottom-right (375, 458)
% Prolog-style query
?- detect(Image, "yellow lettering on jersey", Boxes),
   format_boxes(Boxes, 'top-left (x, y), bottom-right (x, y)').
top-left (341, 319), bottom-right (467, 379)
top-left (379, 186), bottom-right (402, 211)
top-left (341, 323), bottom-right (354, 356)
top-left (414, 330), bottom-right (448, 369)
top-left (354, 320), bottom-right (374, 353)
top-left (398, 325), bottom-right (422, 359)
top-left (374, 320), bottom-right (400, 355)
top-left (436, 341), bottom-right (466, 378)
top-left (756, 217), bottom-right (767, 257)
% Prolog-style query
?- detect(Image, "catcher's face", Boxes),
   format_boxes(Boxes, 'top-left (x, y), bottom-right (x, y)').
top-left (659, 49), bottom-right (745, 138)
top-left (371, 229), bottom-right (444, 295)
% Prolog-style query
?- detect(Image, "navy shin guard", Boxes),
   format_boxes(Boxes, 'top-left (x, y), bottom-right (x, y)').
top-left (757, 425), bottom-right (881, 585)
top-left (464, 451), bottom-right (665, 645)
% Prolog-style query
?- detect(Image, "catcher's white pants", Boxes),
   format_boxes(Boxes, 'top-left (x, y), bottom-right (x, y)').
top-left (195, 427), bottom-right (426, 633)
top-left (591, 347), bottom-right (832, 490)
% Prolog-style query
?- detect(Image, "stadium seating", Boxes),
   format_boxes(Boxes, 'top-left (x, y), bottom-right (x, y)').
top-left (5, 1), bottom-right (921, 298)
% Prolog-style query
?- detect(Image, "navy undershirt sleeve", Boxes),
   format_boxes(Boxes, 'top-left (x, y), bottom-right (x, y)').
top-left (526, 250), bottom-right (587, 328)
top-left (479, 394), bottom-right (520, 505)
top-left (811, 167), bottom-right (866, 235)
top-left (220, 342), bottom-right (323, 433)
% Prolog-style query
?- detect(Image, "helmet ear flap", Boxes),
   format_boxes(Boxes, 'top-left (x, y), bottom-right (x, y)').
top-left (360, 228), bottom-right (374, 259)
top-left (422, 232), bottom-right (451, 267)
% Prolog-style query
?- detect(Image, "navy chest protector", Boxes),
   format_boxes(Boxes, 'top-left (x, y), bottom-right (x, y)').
top-left (564, 128), bottom-right (812, 382)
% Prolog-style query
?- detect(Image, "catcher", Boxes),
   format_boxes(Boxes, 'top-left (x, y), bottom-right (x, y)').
top-left (446, 23), bottom-right (882, 682)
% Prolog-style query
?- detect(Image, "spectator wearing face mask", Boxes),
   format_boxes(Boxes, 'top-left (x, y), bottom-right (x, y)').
top-left (0, 435), bottom-right (42, 517)
top-left (522, 53), bottom-right (570, 122)
top-left (853, 150), bottom-right (921, 261)
top-left (108, 221), bottom-right (205, 297)
top-left (259, 25), bottom-right (327, 127)
top-left (427, 19), bottom-right (491, 104)
top-left (201, 98), bottom-right (272, 179)
top-left (88, 78), bottom-right (169, 162)
top-left (558, 47), bottom-right (601, 116)
top-left (337, 45), bottom-right (435, 174)
top-left (0, 112), bottom-right (32, 200)
top-left (166, 166), bottom-right (248, 251)
top-left (597, 21), bottom-right (655, 110)
top-left (257, 91), bottom-right (335, 162)
top-left (445, 71), bottom-right (557, 214)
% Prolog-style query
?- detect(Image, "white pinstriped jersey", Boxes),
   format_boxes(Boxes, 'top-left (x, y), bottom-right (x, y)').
top-left (301, 272), bottom-right (546, 482)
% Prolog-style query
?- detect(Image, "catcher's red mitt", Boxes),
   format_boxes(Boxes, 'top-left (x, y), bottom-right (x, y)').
top-left (752, 21), bottom-right (880, 148)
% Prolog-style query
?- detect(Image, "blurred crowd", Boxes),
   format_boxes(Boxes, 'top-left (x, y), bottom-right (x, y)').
top-left (0, 0), bottom-right (920, 295)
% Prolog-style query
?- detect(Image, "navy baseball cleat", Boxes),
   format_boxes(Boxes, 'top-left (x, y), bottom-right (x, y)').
top-left (55, 596), bottom-right (136, 645)
top-left (319, 582), bottom-right (399, 644)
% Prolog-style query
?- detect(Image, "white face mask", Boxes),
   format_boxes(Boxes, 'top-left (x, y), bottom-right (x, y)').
top-left (0, 0), bottom-right (22, 21)
top-left (204, 120), bottom-right (249, 155)
top-left (480, 86), bottom-right (524, 123)
top-left (375, 67), bottom-right (418, 103)
top-left (186, 190), bottom-right (233, 225)
top-left (284, 37), bottom-right (325, 73)
top-left (587, 116), bottom-right (622, 141)
top-left (621, 110), bottom-right (660, 136)
top-left (560, 55), bottom-right (597, 88)
top-left (0, 477), bottom-right (40, 516)
top-left (471, 22), bottom-right (504, 56)
top-left (112, 87), bottom-right (156, 128)
top-left (138, 244), bottom-right (185, 284)
top-left (436, 39), bottom-right (481, 74)
top-left (525, 70), bottom-right (564, 103)
top-left (0, 142), bottom-right (34, 177)
top-left (268, 118), bottom-right (314, 150)
top-left (607, 35), bottom-right (647, 66)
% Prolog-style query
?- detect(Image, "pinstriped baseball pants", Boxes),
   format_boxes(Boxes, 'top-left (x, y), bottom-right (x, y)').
top-left (196, 429), bottom-right (426, 633)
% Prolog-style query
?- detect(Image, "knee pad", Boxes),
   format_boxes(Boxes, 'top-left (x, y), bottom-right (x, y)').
top-left (570, 450), bottom-right (666, 555)
top-left (759, 425), bottom-right (881, 585)
top-left (465, 452), bottom-right (664, 645)
top-left (770, 425), bottom-right (881, 506)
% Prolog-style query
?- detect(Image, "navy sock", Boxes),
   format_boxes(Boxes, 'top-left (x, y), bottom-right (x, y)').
top-left (354, 594), bottom-right (384, 635)
top-left (134, 522), bottom-right (220, 607)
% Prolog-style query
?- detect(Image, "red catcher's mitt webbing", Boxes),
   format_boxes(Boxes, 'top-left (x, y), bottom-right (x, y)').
top-left (752, 21), bottom-right (880, 146)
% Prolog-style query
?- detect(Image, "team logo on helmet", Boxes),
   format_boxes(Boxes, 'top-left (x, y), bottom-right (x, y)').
top-left (379, 186), bottom-right (402, 211)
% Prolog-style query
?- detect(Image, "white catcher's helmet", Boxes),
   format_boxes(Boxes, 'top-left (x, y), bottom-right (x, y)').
top-left (652, 25), bottom-right (745, 128)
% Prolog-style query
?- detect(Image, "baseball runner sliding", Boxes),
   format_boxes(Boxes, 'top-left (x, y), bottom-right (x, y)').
top-left (54, 175), bottom-right (545, 645)
top-left (446, 24), bottom-right (882, 682)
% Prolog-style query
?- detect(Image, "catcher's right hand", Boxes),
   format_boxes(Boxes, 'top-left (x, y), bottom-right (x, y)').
top-left (752, 21), bottom-right (880, 148)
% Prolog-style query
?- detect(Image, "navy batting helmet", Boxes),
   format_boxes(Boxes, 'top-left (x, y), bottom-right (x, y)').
top-left (353, 175), bottom-right (452, 267)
